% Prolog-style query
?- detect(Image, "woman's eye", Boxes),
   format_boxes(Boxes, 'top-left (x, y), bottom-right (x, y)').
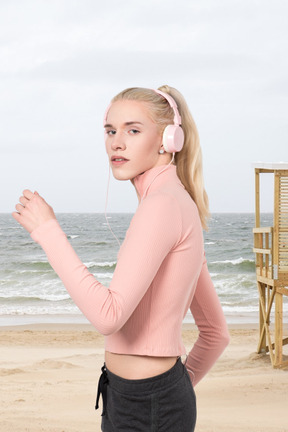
top-left (105, 130), bottom-right (116, 136)
top-left (128, 129), bottom-right (140, 135)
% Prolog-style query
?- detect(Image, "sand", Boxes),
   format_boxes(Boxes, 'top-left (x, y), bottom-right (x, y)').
top-left (0, 323), bottom-right (287, 432)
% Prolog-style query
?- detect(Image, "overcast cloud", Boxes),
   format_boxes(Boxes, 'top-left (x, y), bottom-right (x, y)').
top-left (1, 0), bottom-right (288, 214)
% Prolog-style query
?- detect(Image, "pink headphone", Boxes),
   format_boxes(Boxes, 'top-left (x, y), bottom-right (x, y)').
top-left (103, 89), bottom-right (184, 154)
top-left (153, 89), bottom-right (184, 153)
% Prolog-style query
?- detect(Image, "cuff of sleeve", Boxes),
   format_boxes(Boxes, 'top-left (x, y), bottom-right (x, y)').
top-left (184, 361), bottom-right (195, 386)
top-left (31, 219), bottom-right (64, 243)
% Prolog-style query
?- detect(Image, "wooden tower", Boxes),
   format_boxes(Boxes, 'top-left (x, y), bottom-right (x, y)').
top-left (253, 163), bottom-right (288, 368)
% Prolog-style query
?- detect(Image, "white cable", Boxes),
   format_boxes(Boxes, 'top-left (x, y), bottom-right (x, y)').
top-left (105, 154), bottom-right (175, 245)
top-left (104, 166), bottom-right (121, 248)
top-left (141, 153), bottom-right (175, 201)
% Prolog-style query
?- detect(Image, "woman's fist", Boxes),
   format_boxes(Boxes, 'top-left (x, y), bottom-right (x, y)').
top-left (12, 190), bottom-right (56, 233)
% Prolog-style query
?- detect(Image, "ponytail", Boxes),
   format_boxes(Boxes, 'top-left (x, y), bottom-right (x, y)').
top-left (158, 85), bottom-right (210, 230)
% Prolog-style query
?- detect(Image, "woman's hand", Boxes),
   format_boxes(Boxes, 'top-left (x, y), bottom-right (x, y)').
top-left (12, 190), bottom-right (56, 233)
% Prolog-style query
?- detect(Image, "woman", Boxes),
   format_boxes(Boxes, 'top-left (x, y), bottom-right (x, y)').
top-left (13, 86), bottom-right (230, 431)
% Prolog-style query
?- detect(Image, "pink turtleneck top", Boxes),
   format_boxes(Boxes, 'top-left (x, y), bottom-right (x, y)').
top-left (31, 165), bottom-right (229, 385)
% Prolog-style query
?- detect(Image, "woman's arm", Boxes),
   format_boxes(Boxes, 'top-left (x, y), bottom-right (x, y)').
top-left (13, 190), bottom-right (182, 335)
top-left (185, 259), bottom-right (230, 386)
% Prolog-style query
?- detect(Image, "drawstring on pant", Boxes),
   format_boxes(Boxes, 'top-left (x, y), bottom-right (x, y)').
top-left (95, 364), bottom-right (109, 416)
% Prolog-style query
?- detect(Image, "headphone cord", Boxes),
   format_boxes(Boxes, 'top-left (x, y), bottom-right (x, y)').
top-left (104, 166), bottom-right (121, 248)
top-left (105, 153), bottom-right (175, 247)
top-left (141, 153), bottom-right (175, 201)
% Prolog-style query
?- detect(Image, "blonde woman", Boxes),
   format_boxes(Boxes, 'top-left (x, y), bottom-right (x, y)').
top-left (13, 86), bottom-right (230, 431)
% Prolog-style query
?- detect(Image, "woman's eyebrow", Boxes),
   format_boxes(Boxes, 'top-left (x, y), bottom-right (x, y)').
top-left (124, 121), bottom-right (144, 126)
top-left (104, 121), bottom-right (144, 128)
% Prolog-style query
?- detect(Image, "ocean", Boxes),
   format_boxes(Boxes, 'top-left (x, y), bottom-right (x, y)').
top-left (1, 212), bottom-right (286, 326)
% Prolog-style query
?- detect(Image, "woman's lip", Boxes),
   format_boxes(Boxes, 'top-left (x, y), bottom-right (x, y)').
top-left (111, 157), bottom-right (129, 166)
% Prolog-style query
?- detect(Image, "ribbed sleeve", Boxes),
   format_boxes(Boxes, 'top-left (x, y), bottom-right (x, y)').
top-left (31, 193), bottom-right (181, 336)
top-left (185, 259), bottom-right (230, 386)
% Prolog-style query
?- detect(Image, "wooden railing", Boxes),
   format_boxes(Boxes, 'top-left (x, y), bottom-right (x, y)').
top-left (253, 227), bottom-right (273, 280)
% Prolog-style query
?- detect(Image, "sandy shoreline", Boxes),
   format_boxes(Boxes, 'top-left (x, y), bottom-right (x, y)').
top-left (1, 323), bottom-right (287, 432)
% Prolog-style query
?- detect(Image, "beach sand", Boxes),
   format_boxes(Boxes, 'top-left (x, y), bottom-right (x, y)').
top-left (0, 323), bottom-right (287, 432)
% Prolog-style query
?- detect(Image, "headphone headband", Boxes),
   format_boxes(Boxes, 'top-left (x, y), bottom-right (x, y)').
top-left (153, 89), bottom-right (184, 153)
top-left (153, 89), bottom-right (182, 126)
top-left (103, 89), bottom-right (182, 125)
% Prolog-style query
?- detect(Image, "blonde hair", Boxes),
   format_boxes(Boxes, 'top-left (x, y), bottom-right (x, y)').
top-left (111, 86), bottom-right (210, 230)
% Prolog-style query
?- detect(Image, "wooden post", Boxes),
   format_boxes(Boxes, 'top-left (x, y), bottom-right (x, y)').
top-left (274, 290), bottom-right (283, 366)
top-left (273, 172), bottom-right (280, 278)
top-left (255, 168), bottom-right (265, 350)
top-left (257, 282), bottom-right (267, 353)
top-left (255, 169), bottom-right (260, 228)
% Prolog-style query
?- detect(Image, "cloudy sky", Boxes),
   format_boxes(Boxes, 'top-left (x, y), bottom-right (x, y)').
top-left (1, 0), bottom-right (287, 214)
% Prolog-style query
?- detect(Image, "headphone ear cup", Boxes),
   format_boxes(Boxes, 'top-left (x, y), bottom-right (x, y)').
top-left (162, 125), bottom-right (184, 153)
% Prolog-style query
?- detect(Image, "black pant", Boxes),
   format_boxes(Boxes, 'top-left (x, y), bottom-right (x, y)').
top-left (96, 358), bottom-right (196, 432)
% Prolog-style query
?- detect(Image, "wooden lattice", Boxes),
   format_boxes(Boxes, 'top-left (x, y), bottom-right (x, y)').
top-left (278, 175), bottom-right (288, 273)
top-left (254, 165), bottom-right (288, 368)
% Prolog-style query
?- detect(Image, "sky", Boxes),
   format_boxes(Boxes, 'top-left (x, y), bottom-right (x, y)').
top-left (1, 0), bottom-right (288, 214)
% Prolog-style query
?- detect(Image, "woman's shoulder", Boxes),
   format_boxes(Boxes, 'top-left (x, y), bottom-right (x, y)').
top-left (141, 188), bottom-right (181, 215)
top-left (148, 181), bottom-right (198, 214)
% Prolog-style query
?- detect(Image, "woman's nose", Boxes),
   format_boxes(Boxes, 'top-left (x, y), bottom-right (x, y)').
top-left (111, 132), bottom-right (126, 151)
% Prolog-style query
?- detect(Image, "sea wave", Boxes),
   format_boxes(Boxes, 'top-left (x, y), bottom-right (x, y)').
top-left (19, 261), bottom-right (52, 271)
top-left (211, 257), bottom-right (254, 265)
top-left (0, 304), bottom-right (80, 316)
top-left (95, 272), bottom-right (113, 279)
top-left (209, 257), bottom-right (255, 272)
top-left (0, 294), bottom-right (70, 303)
top-left (85, 261), bottom-right (116, 270)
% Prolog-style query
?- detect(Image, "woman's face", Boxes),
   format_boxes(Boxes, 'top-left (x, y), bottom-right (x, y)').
top-left (104, 100), bottom-right (166, 181)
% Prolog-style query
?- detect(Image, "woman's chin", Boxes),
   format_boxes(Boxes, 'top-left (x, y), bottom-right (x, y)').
top-left (111, 170), bottom-right (133, 181)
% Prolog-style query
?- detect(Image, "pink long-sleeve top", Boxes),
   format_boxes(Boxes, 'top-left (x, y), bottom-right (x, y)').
top-left (31, 164), bottom-right (229, 385)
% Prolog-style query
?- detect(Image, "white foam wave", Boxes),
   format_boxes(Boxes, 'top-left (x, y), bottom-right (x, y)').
top-left (0, 304), bottom-right (80, 315)
top-left (85, 261), bottom-right (116, 268)
top-left (211, 257), bottom-right (254, 265)
top-left (96, 272), bottom-right (113, 279)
